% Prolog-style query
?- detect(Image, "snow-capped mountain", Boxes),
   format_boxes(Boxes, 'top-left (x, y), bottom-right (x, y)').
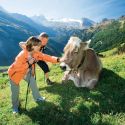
top-left (81, 18), bottom-right (95, 28)
top-left (48, 18), bottom-right (83, 29)
top-left (31, 14), bottom-right (48, 26)
top-left (31, 15), bottom-right (95, 29)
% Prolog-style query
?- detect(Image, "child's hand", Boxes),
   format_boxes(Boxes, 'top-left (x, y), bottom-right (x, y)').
top-left (59, 57), bottom-right (65, 62)
top-left (29, 58), bottom-right (35, 64)
top-left (28, 58), bottom-right (37, 65)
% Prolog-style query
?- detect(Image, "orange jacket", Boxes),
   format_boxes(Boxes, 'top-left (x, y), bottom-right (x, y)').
top-left (8, 50), bottom-right (58, 85)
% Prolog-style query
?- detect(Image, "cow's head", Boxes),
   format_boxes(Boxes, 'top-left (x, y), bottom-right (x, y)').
top-left (60, 36), bottom-right (91, 72)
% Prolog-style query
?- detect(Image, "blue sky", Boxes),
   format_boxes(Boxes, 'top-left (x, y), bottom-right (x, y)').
top-left (0, 0), bottom-right (125, 22)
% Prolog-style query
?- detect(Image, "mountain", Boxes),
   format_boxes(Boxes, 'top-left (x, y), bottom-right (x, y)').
top-left (76, 16), bottom-right (125, 53)
top-left (31, 15), bottom-right (95, 29)
top-left (91, 18), bottom-right (125, 52)
top-left (31, 14), bottom-right (48, 26)
top-left (11, 13), bottom-right (43, 32)
top-left (10, 13), bottom-right (57, 36)
top-left (47, 18), bottom-right (82, 29)
top-left (10, 13), bottom-right (72, 56)
top-left (81, 18), bottom-right (95, 28)
top-left (0, 9), bottom-right (40, 65)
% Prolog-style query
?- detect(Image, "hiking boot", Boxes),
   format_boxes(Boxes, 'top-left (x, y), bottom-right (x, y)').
top-left (36, 97), bottom-right (46, 102)
top-left (46, 79), bottom-right (54, 85)
top-left (13, 108), bottom-right (19, 114)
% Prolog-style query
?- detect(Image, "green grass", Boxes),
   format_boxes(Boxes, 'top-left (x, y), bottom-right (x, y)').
top-left (0, 52), bottom-right (125, 125)
top-left (0, 66), bottom-right (9, 88)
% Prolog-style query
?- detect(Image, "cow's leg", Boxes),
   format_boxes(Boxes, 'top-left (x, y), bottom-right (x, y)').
top-left (80, 82), bottom-right (86, 87)
top-left (61, 71), bottom-right (70, 84)
top-left (81, 79), bottom-right (97, 89)
top-left (86, 79), bottom-right (97, 89)
top-left (77, 70), bottom-right (86, 87)
top-left (74, 79), bottom-right (81, 87)
top-left (82, 70), bottom-right (98, 89)
top-left (68, 75), bottom-right (81, 87)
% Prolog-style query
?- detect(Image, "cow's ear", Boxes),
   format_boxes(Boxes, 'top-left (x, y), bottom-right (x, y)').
top-left (86, 39), bottom-right (91, 45)
top-left (84, 40), bottom-right (91, 46)
top-left (80, 42), bottom-right (89, 50)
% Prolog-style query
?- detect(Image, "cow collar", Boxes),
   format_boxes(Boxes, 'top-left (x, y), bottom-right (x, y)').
top-left (65, 51), bottom-right (86, 73)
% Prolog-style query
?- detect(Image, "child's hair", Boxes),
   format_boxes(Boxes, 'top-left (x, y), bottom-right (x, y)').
top-left (26, 36), bottom-right (41, 51)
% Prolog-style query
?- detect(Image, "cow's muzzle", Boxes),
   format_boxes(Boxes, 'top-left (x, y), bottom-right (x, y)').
top-left (60, 62), bottom-right (67, 71)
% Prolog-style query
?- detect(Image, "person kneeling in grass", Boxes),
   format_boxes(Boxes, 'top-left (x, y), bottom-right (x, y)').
top-left (8, 36), bottom-right (61, 114)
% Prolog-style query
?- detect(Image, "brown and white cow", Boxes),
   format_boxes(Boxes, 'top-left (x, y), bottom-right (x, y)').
top-left (60, 36), bottom-right (102, 89)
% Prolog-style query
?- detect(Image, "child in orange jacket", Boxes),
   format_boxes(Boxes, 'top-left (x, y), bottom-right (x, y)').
top-left (8, 36), bottom-right (60, 114)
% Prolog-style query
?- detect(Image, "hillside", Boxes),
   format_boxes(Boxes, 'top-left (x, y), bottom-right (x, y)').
top-left (91, 19), bottom-right (125, 52)
top-left (0, 10), bottom-right (39, 65)
top-left (79, 17), bottom-right (125, 53)
top-left (11, 13), bottom-right (57, 36)
top-left (0, 49), bottom-right (125, 125)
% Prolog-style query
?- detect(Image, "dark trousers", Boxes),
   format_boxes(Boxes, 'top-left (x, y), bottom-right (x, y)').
top-left (37, 61), bottom-right (50, 73)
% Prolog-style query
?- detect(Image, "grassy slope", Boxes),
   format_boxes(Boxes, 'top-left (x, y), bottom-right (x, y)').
top-left (0, 52), bottom-right (125, 125)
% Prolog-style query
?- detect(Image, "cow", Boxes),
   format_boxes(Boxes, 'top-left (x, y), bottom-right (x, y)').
top-left (60, 36), bottom-right (102, 89)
